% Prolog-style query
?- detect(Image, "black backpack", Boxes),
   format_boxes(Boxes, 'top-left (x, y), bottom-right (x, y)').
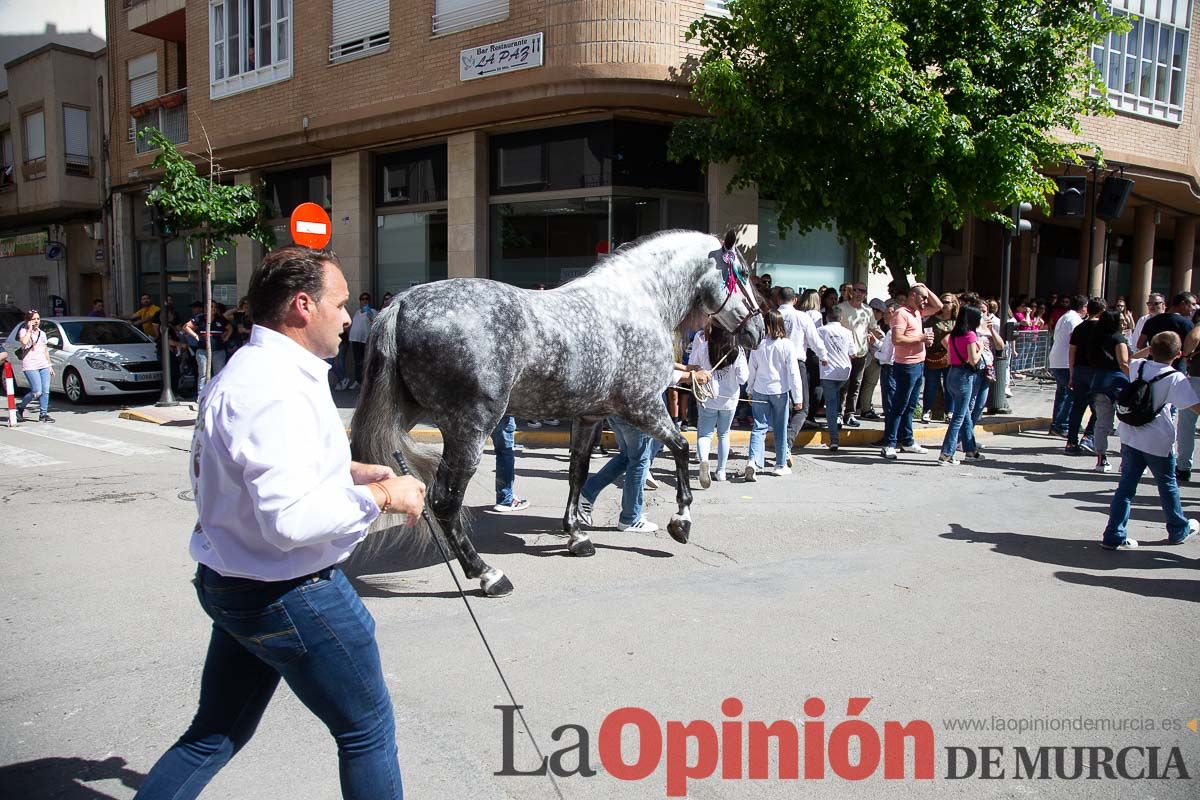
top-left (1115, 363), bottom-right (1175, 427)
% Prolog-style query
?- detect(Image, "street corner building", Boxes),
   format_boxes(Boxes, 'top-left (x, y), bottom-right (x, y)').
top-left (2, 1), bottom-right (1199, 318)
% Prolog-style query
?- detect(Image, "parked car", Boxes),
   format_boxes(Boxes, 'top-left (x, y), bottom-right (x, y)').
top-left (4, 317), bottom-right (163, 403)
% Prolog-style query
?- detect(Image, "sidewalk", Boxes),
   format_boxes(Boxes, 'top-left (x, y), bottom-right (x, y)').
top-left (119, 373), bottom-right (1055, 449)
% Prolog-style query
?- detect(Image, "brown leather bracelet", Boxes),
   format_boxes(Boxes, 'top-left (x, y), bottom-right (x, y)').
top-left (370, 481), bottom-right (393, 513)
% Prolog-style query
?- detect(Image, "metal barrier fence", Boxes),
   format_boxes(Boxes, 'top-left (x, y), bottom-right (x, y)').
top-left (1011, 330), bottom-right (1052, 379)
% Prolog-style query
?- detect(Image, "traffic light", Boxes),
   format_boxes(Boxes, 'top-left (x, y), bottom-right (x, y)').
top-left (149, 201), bottom-right (176, 238)
top-left (1011, 202), bottom-right (1033, 235)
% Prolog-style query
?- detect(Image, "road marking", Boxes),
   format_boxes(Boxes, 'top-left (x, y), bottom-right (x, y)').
top-left (13, 425), bottom-right (167, 456)
top-left (0, 443), bottom-right (64, 467)
top-left (94, 417), bottom-right (195, 443)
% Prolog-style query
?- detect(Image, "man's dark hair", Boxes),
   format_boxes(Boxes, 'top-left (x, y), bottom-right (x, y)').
top-left (1086, 297), bottom-right (1107, 317)
top-left (1096, 308), bottom-right (1122, 335)
top-left (1071, 294), bottom-right (1088, 312)
top-left (1170, 291), bottom-right (1196, 309)
top-left (92, 298), bottom-right (103, 305)
top-left (248, 246), bottom-right (339, 326)
top-left (777, 287), bottom-right (796, 303)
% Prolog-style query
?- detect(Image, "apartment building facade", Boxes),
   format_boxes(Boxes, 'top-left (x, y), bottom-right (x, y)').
top-left (0, 34), bottom-right (108, 315)
top-left (104, 0), bottom-right (1199, 316)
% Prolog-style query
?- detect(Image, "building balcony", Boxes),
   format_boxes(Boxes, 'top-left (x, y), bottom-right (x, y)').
top-left (125, 0), bottom-right (186, 42)
top-left (133, 89), bottom-right (189, 155)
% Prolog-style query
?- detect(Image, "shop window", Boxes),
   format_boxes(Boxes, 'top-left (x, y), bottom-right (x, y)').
top-left (376, 147), bottom-right (447, 207)
top-left (264, 164), bottom-right (332, 218)
top-left (376, 211), bottom-right (448, 291)
top-left (757, 205), bottom-right (850, 292)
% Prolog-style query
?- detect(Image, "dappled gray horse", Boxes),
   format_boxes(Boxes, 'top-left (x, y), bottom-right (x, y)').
top-left (351, 230), bottom-right (764, 596)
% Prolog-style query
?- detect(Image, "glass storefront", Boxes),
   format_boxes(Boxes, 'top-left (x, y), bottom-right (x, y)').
top-left (489, 120), bottom-right (706, 287)
top-left (265, 163), bottom-right (332, 249)
top-left (756, 205), bottom-right (850, 292)
top-left (375, 146), bottom-right (448, 293)
top-left (133, 192), bottom-right (238, 309)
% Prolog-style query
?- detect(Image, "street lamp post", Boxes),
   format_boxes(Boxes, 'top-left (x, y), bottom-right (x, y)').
top-left (150, 199), bottom-right (179, 407)
top-left (990, 202), bottom-right (1032, 414)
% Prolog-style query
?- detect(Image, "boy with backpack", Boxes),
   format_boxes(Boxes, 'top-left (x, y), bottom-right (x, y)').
top-left (1102, 331), bottom-right (1200, 550)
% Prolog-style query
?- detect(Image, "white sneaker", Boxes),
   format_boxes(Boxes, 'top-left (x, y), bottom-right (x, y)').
top-left (526, 420), bottom-right (542, 428)
top-left (698, 460), bottom-right (711, 488)
top-left (774, 465), bottom-right (793, 476)
top-left (938, 453), bottom-right (961, 466)
top-left (1101, 538), bottom-right (1139, 550)
top-left (492, 498), bottom-right (530, 513)
top-left (881, 446), bottom-right (897, 460)
top-left (618, 518), bottom-right (659, 533)
top-left (544, 419), bottom-right (560, 427)
top-left (743, 463), bottom-right (757, 482)
top-left (786, 454), bottom-right (793, 468)
top-left (920, 411), bottom-right (931, 424)
top-left (334, 378), bottom-right (349, 391)
top-left (900, 443), bottom-right (928, 454)
top-left (577, 497), bottom-right (594, 526)
top-left (1093, 460), bottom-right (1112, 473)
top-left (714, 471), bottom-right (727, 482)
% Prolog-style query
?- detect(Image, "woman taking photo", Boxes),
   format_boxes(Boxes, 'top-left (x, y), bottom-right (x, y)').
top-left (689, 323), bottom-right (749, 486)
top-left (15, 309), bottom-right (54, 423)
top-left (939, 305), bottom-right (984, 465)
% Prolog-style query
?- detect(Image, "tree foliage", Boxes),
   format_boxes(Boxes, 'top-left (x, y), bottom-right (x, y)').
top-left (140, 127), bottom-right (275, 262)
top-left (670, 0), bottom-right (1126, 277)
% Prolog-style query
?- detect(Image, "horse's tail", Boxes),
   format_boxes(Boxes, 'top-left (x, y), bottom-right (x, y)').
top-left (349, 304), bottom-right (442, 557)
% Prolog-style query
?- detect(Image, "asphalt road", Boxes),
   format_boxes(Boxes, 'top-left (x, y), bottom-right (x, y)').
top-left (0, 403), bottom-right (1197, 799)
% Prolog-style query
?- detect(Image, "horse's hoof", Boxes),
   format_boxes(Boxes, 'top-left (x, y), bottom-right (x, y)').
top-left (668, 516), bottom-right (691, 544)
top-left (481, 570), bottom-right (514, 597)
top-left (569, 537), bottom-right (596, 557)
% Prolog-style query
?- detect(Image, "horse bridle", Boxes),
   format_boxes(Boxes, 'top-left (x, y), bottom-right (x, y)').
top-left (710, 248), bottom-right (763, 335)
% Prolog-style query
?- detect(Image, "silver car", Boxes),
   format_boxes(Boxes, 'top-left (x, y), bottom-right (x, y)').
top-left (5, 316), bottom-right (163, 403)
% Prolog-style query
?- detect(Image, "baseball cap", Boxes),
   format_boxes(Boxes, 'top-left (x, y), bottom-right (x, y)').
top-left (868, 298), bottom-right (886, 312)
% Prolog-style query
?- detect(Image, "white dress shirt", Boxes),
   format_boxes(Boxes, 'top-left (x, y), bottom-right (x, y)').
top-left (689, 336), bottom-right (749, 412)
top-left (778, 304), bottom-right (827, 363)
top-left (348, 306), bottom-right (375, 343)
top-left (1131, 313), bottom-right (1153, 347)
top-left (189, 325), bottom-right (382, 581)
top-left (747, 337), bottom-right (804, 404)
top-left (1049, 310), bottom-right (1082, 369)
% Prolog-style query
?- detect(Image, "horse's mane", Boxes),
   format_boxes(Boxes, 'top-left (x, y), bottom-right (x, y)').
top-left (585, 228), bottom-right (712, 280)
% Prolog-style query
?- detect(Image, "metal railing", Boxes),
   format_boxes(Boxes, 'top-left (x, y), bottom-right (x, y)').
top-left (134, 92), bottom-right (188, 154)
top-left (1011, 329), bottom-right (1052, 379)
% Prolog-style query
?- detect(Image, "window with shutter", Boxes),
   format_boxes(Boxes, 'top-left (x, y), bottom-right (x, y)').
top-left (432, 0), bottom-right (508, 36)
top-left (129, 53), bottom-right (159, 106)
top-left (23, 110), bottom-right (45, 163)
top-left (0, 131), bottom-right (13, 186)
top-left (63, 106), bottom-right (89, 174)
top-left (330, 0), bottom-right (389, 63)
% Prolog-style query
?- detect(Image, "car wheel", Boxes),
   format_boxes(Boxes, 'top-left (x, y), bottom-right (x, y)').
top-left (63, 368), bottom-right (88, 404)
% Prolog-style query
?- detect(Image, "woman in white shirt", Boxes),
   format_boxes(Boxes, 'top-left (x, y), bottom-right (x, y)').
top-left (689, 324), bottom-right (749, 486)
top-left (744, 310), bottom-right (804, 480)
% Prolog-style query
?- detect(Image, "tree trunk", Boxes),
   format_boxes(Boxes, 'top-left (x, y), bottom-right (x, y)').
top-left (203, 245), bottom-right (213, 385)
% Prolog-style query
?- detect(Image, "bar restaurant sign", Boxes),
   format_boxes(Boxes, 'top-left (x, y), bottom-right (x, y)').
top-left (460, 32), bottom-right (543, 82)
top-left (0, 231), bottom-right (48, 258)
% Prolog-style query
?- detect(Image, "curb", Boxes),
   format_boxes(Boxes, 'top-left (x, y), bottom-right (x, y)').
top-left (118, 407), bottom-right (1052, 448)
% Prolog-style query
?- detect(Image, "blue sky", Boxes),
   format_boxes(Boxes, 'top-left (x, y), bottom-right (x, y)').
top-left (0, 0), bottom-right (107, 37)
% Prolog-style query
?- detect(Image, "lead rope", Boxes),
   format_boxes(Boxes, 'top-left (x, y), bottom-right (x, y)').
top-left (391, 450), bottom-right (565, 800)
top-left (687, 344), bottom-right (769, 407)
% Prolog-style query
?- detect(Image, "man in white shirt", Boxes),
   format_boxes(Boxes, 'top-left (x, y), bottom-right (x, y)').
top-left (138, 247), bottom-right (426, 799)
top-left (1102, 331), bottom-right (1200, 550)
top-left (1047, 294), bottom-right (1086, 436)
top-left (347, 291), bottom-right (377, 389)
top-left (1130, 292), bottom-right (1165, 348)
top-left (835, 281), bottom-right (882, 429)
top-left (777, 287), bottom-right (827, 449)
top-left (817, 305), bottom-right (855, 450)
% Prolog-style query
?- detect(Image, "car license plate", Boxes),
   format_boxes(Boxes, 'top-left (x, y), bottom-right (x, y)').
top-left (133, 372), bottom-right (162, 382)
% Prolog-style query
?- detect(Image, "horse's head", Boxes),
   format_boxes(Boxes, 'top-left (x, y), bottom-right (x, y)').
top-left (703, 244), bottom-right (765, 350)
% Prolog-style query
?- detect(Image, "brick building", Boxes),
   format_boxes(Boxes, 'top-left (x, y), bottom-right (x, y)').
top-left (102, 0), bottom-right (1199, 317)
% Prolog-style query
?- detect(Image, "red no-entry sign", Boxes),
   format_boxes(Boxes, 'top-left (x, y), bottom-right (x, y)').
top-left (290, 202), bottom-right (332, 249)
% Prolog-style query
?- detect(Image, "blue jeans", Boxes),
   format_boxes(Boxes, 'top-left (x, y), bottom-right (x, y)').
top-left (883, 363), bottom-right (922, 448)
top-left (1176, 377), bottom-right (1200, 472)
top-left (971, 370), bottom-right (990, 425)
top-left (18, 367), bottom-right (51, 415)
top-left (136, 566), bottom-right (402, 800)
top-left (819, 380), bottom-right (846, 446)
top-left (195, 347), bottom-right (227, 395)
top-left (1051, 367), bottom-right (1072, 432)
top-left (696, 407), bottom-right (734, 474)
top-left (582, 417), bottom-right (655, 526)
top-left (940, 366), bottom-right (979, 457)
top-left (492, 415), bottom-right (516, 504)
top-left (749, 391), bottom-right (789, 466)
top-left (1103, 445), bottom-right (1189, 546)
top-left (1066, 366), bottom-right (1095, 446)
top-left (879, 364), bottom-right (894, 418)
top-left (922, 365), bottom-right (950, 417)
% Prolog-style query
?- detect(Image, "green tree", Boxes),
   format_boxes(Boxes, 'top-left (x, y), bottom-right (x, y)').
top-left (671, 0), bottom-right (1125, 280)
top-left (139, 127), bottom-right (275, 380)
